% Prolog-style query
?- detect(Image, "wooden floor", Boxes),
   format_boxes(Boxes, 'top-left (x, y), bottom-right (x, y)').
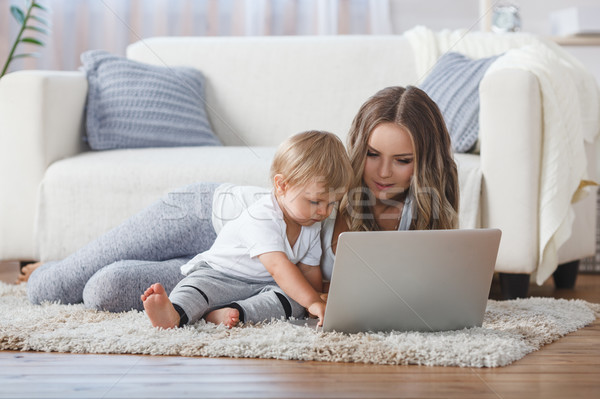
top-left (1, 261), bottom-right (599, 399)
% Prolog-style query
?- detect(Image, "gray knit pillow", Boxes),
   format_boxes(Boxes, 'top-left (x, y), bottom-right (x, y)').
top-left (81, 50), bottom-right (221, 150)
top-left (420, 52), bottom-right (499, 153)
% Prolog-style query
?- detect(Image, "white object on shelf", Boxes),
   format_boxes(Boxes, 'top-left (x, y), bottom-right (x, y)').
top-left (550, 6), bottom-right (600, 36)
top-left (492, 3), bottom-right (521, 33)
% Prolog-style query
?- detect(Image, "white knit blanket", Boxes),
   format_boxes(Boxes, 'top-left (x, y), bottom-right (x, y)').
top-left (406, 26), bottom-right (600, 284)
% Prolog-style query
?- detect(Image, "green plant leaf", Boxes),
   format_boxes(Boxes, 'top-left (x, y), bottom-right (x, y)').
top-left (25, 25), bottom-right (49, 35)
top-left (30, 15), bottom-right (50, 27)
top-left (2, 1), bottom-right (53, 78)
top-left (20, 37), bottom-right (45, 46)
top-left (10, 6), bottom-right (25, 24)
top-left (12, 53), bottom-right (41, 60)
top-left (32, 2), bottom-right (49, 12)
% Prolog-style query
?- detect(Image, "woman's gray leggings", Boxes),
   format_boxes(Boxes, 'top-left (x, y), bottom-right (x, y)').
top-left (27, 183), bottom-right (220, 312)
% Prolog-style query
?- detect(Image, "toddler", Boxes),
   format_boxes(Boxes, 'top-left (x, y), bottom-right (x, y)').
top-left (141, 130), bottom-right (352, 328)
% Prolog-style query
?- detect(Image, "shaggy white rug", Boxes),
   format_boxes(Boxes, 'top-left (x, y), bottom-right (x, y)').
top-left (1, 282), bottom-right (598, 367)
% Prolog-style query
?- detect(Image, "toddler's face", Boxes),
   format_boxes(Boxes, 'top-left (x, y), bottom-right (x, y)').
top-left (277, 180), bottom-right (343, 227)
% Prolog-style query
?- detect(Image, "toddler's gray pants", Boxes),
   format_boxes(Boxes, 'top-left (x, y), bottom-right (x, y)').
top-left (170, 262), bottom-right (306, 325)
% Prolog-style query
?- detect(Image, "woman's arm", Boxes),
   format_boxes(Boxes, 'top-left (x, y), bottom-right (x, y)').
top-left (258, 251), bottom-right (326, 323)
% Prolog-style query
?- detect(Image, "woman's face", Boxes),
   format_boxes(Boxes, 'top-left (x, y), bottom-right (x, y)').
top-left (363, 122), bottom-right (415, 203)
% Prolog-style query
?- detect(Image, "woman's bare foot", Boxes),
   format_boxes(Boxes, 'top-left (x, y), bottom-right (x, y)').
top-left (205, 307), bottom-right (240, 328)
top-left (141, 283), bottom-right (180, 329)
top-left (16, 262), bottom-right (42, 284)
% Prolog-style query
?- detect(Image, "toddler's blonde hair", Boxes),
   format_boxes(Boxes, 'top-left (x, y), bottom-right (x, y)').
top-left (270, 130), bottom-right (352, 192)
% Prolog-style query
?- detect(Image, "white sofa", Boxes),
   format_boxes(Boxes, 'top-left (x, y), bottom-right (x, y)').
top-left (0, 34), bottom-right (597, 297)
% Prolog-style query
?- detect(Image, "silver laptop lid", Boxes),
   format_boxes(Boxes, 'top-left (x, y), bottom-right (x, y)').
top-left (322, 229), bottom-right (501, 333)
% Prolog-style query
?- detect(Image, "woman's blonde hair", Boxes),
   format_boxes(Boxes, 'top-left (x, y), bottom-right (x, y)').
top-left (341, 86), bottom-right (459, 231)
top-left (270, 130), bottom-right (353, 192)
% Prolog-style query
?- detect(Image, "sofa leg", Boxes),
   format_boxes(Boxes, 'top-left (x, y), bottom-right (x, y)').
top-left (552, 260), bottom-right (579, 289)
top-left (499, 273), bottom-right (530, 300)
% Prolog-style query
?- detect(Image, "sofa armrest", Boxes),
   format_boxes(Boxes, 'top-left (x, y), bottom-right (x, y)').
top-left (479, 68), bottom-right (542, 274)
top-left (0, 70), bottom-right (88, 260)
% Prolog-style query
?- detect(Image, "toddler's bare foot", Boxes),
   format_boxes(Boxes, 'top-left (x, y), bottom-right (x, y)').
top-left (16, 262), bottom-right (42, 284)
top-left (141, 283), bottom-right (180, 329)
top-left (205, 307), bottom-right (240, 328)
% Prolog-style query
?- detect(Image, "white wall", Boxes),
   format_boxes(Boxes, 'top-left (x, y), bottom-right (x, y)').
top-left (389, 0), bottom-right (600, 83)
top-left (389, 0), bottom-right (480, 33)
top-left (517, 0), bottom-right (600, 35)
top-left (389, 0), bottom-right (600, 35)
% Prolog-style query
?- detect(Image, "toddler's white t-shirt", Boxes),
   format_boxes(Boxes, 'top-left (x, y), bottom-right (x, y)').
top-left (181, 191), bottom-right (322, 281)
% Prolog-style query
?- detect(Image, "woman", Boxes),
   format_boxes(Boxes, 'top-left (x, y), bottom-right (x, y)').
top-left (23, 86), bottom-right (459, 313)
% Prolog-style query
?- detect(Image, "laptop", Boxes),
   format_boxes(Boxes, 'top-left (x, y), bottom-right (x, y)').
top-left (294, 228), bottom-right (501, 333)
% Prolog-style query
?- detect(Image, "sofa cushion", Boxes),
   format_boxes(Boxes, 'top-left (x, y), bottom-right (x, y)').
top-left (81, 50), bottom-right (221, 150)
top-left (419, 52), bottom-right (499, 153)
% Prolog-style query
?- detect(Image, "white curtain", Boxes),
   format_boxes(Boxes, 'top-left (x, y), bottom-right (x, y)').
top-left (1, 0), bottom-right (393, 73)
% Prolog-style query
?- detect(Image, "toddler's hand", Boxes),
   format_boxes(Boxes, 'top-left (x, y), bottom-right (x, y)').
top-left (307, 301), bottom-right (326, 326)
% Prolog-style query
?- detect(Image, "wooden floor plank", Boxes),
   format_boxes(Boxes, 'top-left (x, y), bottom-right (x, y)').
top-left (474, 382), bottom-right (600, 399)
top-left (101, 382), bottom-right (498, 399)
top-left (476, 363), bottom-right (600, 374)
top-left (0, 261), bottom-right (19, 284)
